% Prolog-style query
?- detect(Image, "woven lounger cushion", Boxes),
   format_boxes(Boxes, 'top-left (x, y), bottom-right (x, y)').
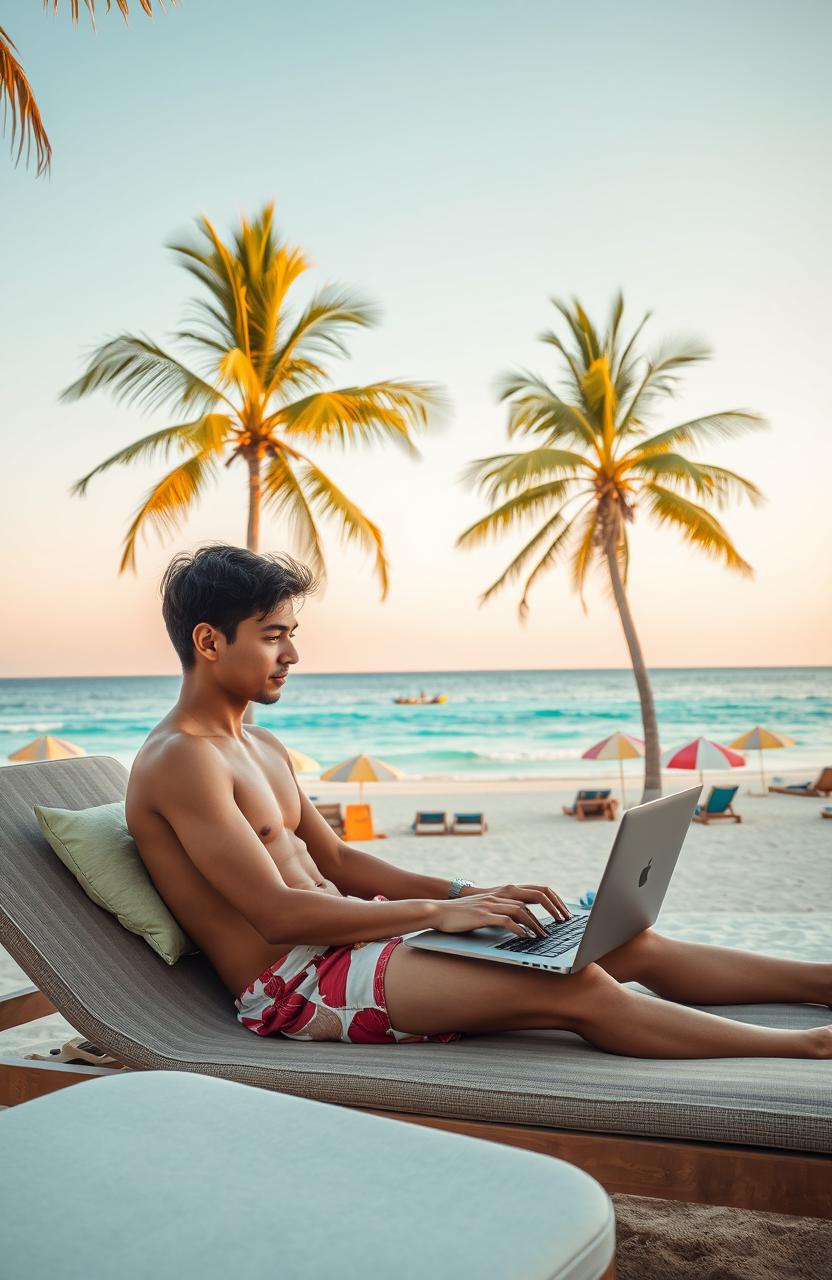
top-left (0, 1070), bottom-right (615, 1280)
top-left (1, 757), bottom-right (830, 1155)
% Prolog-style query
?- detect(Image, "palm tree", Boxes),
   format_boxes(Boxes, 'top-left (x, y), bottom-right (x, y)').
top-left (457, 293), bottom-right (767, 801)
top-left (63, 202), bottom-right (443, 717)
top-left (2, 2), bottom-right (174, 177)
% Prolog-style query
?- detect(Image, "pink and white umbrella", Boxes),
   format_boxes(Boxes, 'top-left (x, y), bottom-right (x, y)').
top-left (582, 732), bottom-right (645, 809)
top-left (661, 737), bottom-right (746, 787)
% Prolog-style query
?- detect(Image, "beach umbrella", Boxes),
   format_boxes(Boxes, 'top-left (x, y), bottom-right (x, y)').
top-left (8, 735), bottom-right (87, 763)
top-left (286, 747), bottom-right (321, 774)
top-left (320, 753), bottom-right (404, 801)
top-left (582, 732), bottom-right (645, 809)
top-left (728, 726), bottom-right (796, 796)
top-left (661, 737), bottom-right (745, 788)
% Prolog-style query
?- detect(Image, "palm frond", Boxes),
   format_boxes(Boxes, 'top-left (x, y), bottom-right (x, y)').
top-left (217, 347), bottom-right (263, 400)
top-left (118, 449), bottom-right (218, 574)
top-left (260, 449), bottom-right (326, 577)
top-left (620, 411), bottom-right (767, 462)
top-left (581, 355), bottom-right (617, 455)
top-left (297, 457), bottom-right (390, 600)
top-left (618, 339), bottom-right (712, 432)
top-left (70, 413), bottom-right (233, 497)
top-left (518, 500), bottom-right (595, 619)
top-left (570, 509), bottom-right (602, 614)
top-left (1, 24), bottom-right (51, 175)
top-left (60, 334), bottom-right (228, 415)
top-left (459, 447), bottom-right (593, 504)
top-left (496, 370), bottom-right (599, 450)
top-left (643, 484), bottom-right (754, 576)
top-left (271, 381), bottom-right (443, 456)
top-left (50, 2), bottom-right (170, 24)
top-left (630, 451), bottom-right (765, 510)
top-left (269, 285), bottom-right (379, 389)
top-left (456, 479), bottom-right (581, 549)
top-left (477, 513), bottom-right (567, 606)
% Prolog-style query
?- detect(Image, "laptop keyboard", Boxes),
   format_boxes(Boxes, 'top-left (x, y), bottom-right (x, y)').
top-left (494, 913), bottom-right (588, 958)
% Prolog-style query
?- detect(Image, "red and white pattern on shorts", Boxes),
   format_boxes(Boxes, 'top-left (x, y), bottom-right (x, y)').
top-left (234, 897), bottom-right (461, 1045)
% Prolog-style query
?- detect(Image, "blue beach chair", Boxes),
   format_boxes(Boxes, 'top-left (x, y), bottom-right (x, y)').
top-left (412, 811), bottom-right (449, 835)
top-left (692, 785), bottom-right (741, 824)
top-left (769, 767), bottom-right (832, 797)
top-left (562, 789), bottom-right (617, 821)
top-left (449, 811), bottom-right (488, 835)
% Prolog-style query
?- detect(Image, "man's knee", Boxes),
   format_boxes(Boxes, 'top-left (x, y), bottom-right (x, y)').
top-left (532, 961), bottom-right (619, 1030)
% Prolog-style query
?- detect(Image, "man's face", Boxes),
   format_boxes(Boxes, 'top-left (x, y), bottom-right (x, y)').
top-left (200, 598), bottom-right (300, 705)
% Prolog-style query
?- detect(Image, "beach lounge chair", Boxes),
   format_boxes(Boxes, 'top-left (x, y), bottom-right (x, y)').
top-left (0, 1071), bottom-right (616, 1280)
top-left (1, 756), bottom-right (830, 1219)
top-left (412, 810), bottom-right (450, 835)
top-left (692, 785), bottom-right (742, 825)
top-left (562, 790), bottom-right (618, 822)
top-left (449, 811), bottom-right (487, 835)
top-left (768, 767), bottom-right (832, 797)
top-left (343, 803), bottom-right (385, 841)
top-left (314, 801), bottom-right (345, 834)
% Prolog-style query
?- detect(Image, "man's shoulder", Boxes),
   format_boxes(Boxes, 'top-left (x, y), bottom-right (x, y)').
top-left (245, 724), bottom-right (289, 760)
top-left (129, 728), bottom-right (225, 794)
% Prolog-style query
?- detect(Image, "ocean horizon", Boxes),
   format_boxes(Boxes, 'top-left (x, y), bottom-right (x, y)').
top-left (1, 666), bottom-right (828, 782)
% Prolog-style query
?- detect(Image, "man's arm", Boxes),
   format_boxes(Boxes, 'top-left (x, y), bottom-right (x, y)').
top-left (150, 736), bottom-right (441, 946)
top-left (294, 786), bottom-right (461, 901)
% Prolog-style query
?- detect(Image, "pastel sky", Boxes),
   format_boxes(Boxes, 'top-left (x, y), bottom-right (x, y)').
top-left (1, 0), bottom-right (830, 677)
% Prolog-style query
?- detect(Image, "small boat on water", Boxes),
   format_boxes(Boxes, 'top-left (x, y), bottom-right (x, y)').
top-left (393, 693), bottom-right (449, 705)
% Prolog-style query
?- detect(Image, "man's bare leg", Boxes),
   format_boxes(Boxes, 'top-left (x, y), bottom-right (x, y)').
top-left (595, 928), bottom-right (832, 1006)
top-left (382, 943), bottom-right (832, 1059)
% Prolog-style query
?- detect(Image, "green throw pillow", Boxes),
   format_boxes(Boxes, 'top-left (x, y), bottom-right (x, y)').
top-left (33, 800), bottom-right (199, 965)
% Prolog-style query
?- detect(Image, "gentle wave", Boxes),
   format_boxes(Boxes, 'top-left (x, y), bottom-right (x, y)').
top-left (0, 721), bottom-right (64, 734)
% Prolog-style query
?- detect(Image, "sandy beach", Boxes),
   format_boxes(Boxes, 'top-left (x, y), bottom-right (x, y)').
top-left (2, 766), bottom-right (830, 1060)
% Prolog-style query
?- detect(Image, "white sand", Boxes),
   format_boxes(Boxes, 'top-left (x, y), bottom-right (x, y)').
top-left (2, 769), bottom-right (830, 1059)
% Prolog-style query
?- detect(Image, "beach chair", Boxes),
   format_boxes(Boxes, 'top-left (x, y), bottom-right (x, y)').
top-left (1, 756), bottom-right (830, 1219)
top-left (562, 790), bottom-right (618, 821)
top-left (412, 811), bottom-right (449, 835)
top-left (692, 785), bottom-right (742, 825)
top-left (314, 801), bottom-right (345, 834)
top-left (768, 767), bottom-right (832, 797)
top-left (343, 803), bottom-right (385, 841)
top-left (0, 1071), bottom-right (616, 1280)
top-left (449, 811), bottom-right (487, 835)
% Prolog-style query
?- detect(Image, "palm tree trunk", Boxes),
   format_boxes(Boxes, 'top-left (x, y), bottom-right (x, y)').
top-left (604, 546), bottom-right (662, 802)
top-left (242, 450), bottom-right (263, 727)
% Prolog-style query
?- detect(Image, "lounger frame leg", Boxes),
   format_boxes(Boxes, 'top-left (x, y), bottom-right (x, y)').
top-left (359, 1108), bottom-right (832, 1220)
top-left (0, 985), bottom-right (124, 1107)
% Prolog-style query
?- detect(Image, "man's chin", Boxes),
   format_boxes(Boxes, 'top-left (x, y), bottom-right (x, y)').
top-left (251, 686), bottom-right (282, 706)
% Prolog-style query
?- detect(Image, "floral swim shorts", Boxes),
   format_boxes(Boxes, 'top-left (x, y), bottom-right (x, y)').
top-left (235, 896), bottom-right (462, 1045)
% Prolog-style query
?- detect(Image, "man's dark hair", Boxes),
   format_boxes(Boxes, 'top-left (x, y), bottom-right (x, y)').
top-left (160, 544), bottom-right (317, 671)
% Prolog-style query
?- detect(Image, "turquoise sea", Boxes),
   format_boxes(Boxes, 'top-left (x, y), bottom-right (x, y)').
top-left (0, 668), bottom-right (829, 782)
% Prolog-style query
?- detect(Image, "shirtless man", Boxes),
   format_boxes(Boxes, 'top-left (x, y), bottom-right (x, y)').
top-left (126, 544), bottom-right (832, 1057)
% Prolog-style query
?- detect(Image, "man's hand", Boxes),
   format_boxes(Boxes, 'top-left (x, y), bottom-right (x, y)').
top-left (460, 882), bottom-right (571, 923)
top-left (431, 891), bottom-right (551, 939)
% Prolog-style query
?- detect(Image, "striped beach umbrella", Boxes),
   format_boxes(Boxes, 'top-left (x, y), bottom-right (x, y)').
top-left (582, 732), bottom-right (645, 809)
top-left (8, 735), bottom-right (86, 763)
top-left (728, 726), bottom-right (795, 795)
top-left (320, 753), bottom-right (405, 801)
top-left (661, 737), bottom-right (745, 787)
top-left (286, 747), bottom-right (321, 774)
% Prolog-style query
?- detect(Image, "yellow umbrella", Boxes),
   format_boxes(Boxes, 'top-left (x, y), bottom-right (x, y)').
top-left (582, 732), bottom-right (645, 809)
top-left (286, 747), bottom-right (321, 774)
top-left (8, 735), bottom-right (87, 762)
top-left (728, 726), bottom-right (796, 796)
top-left (320, 753), bottom-right (404, 802)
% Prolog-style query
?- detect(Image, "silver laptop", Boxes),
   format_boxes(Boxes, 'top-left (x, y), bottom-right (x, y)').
top-left (405, 784), bottom-right (703, 973)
